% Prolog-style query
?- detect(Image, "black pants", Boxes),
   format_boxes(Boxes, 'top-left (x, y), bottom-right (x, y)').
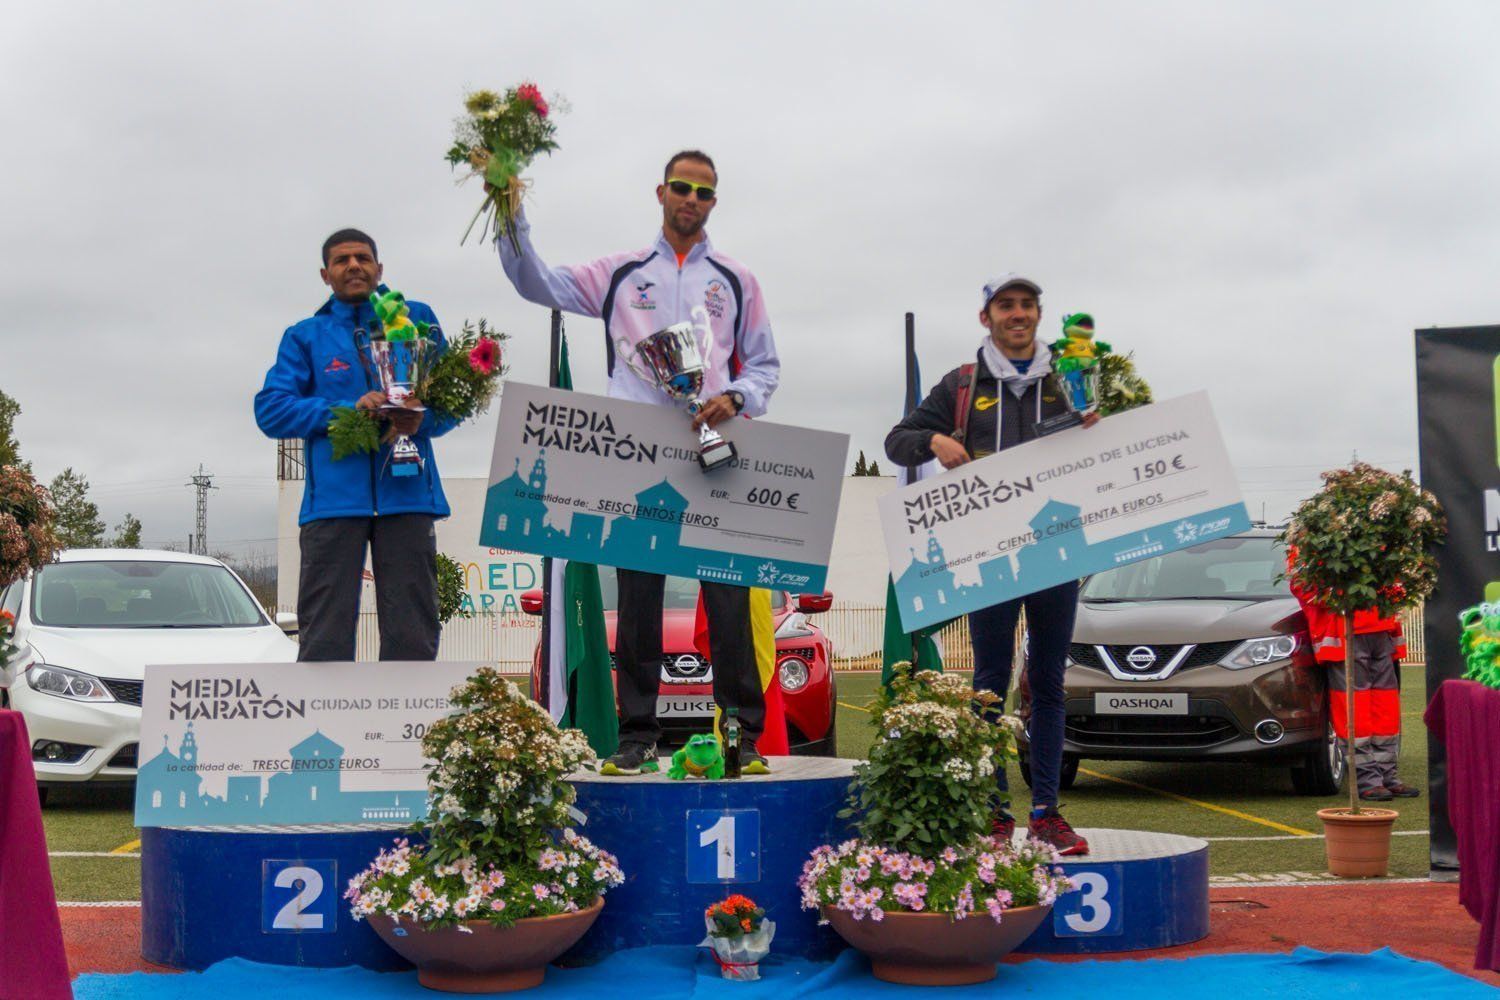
top-left (969, 579), bottom-right (1079, 810)
top-left (614, 569), bottom-right (765, 746)
top-left (297, 514), bottom-right (439, 662)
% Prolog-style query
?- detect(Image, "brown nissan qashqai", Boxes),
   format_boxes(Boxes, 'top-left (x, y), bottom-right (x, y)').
top-left (1015, 528), bottom-right (1345, 796)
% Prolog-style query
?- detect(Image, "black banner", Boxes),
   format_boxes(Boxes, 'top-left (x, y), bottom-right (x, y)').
top-left (1414, 325), bottom-right (1500, 873)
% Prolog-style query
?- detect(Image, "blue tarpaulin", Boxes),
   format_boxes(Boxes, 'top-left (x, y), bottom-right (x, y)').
top-left (74, 946), bottom-right (1494, 999)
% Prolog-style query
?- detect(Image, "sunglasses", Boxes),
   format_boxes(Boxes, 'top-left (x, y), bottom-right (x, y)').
top-left (666, 178), bottom-right (716, 201)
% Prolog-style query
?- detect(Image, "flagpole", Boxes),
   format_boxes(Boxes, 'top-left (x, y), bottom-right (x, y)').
top-left (539, 309), bottom-right (563, 713)
top-left (904, 311), bottom-right (921, 668)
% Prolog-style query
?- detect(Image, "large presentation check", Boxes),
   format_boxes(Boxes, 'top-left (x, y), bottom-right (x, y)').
top-left (134, 661), bottom-right (476, 827)
top-left (881, 392), bottom-right (1251, 631)
top-left (480, 382), bottom-right (849, 592)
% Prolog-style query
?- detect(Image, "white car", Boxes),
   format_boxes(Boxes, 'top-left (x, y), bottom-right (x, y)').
top-left (0, 549), bottom-right (298, 793)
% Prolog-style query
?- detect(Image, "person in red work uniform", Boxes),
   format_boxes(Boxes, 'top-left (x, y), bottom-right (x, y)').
top-left (1286, 551), bottom-right (1418, 801)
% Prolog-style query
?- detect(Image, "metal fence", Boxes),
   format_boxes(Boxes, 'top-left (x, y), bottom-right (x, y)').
top-left (335, 603), bottom-right (1428, 669)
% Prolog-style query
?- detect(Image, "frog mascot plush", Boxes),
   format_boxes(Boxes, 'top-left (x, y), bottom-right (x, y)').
top-left (669, 733), bottom-right (725, 780)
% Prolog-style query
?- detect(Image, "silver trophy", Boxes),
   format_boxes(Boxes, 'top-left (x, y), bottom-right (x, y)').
top-left (368, 332), bottom-right (429, 477)
top-left (621, 322), bottom-right (738, 472)
top-left (1035, 363), bottom-right (1102, 437)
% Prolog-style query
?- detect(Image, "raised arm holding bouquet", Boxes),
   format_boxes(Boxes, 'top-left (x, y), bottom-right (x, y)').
top-left (447, 83), bottom-right (564, 251)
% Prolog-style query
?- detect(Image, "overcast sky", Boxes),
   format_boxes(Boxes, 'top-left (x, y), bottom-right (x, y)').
top-left (4, 1), bottom-right (1497, 556)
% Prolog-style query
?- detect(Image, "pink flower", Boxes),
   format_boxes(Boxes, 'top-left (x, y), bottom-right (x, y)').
top-left (469, 336), bottom-right (500, 375)
top-left (516, 83), bottom-right (549, 118)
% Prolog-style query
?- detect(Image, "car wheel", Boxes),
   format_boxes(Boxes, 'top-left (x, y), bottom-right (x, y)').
top-left (1019, 752), bottom-right (1079, 790)
top-left (1291, 720), bottom-right (1345, 796)
top-left (1059, 754), bottom-right (1080, 791)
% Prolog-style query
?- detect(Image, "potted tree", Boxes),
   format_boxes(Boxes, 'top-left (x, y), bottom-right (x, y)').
top-left (346, 667), bottom-right (624, 992)
top-left (798, 665), bottom-right (1074, 986)
top-left (1282, 463), bottom-right (1445, 876)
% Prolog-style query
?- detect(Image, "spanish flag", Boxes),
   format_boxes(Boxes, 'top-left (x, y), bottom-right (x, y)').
top-left (693, 587), bottom-right (789, 754)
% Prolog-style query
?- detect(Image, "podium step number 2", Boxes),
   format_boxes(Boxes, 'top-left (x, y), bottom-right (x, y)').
top-left (262, 859), bottom-right (338, 934)
top-left (687, 809), bottom-right (761, 884)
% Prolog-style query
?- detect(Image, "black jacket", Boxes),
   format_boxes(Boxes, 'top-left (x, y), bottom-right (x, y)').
top-left (884, 350), bottom-right (1072, 468)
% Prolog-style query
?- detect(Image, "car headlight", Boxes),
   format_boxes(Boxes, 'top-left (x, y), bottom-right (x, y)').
top-left (25, 664), bottom-right (115, 702)
top-left (774, 612), bottom-right (814, 640)
top-left (778, 656), bottom-right (810, 692)
top-left (1223, 635), bottom-right (1300, 670)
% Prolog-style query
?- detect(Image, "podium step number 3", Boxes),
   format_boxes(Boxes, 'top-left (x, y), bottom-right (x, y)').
top-left (1052, 864), bottom-right (1124, 937)
top-left (687, 809), bottom-right (761, 883)
top-left (262, 859), bottom-right (338, 934)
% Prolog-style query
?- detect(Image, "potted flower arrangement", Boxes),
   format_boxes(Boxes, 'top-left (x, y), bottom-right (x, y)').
top-left (701, 894), bottom-right (775, 981)
top-left (798, 665), bottom-right (1074, 986)
top-left (346, 667), bottom-right (624, 993)
top-left (1282, 462), bottom-right (1445, 876)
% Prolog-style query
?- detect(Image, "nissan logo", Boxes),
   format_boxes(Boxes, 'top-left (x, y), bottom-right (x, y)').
top-left (1125, 646), bottom-right (1158, 670)
top-left (674, 655), bottom-right (703, 672)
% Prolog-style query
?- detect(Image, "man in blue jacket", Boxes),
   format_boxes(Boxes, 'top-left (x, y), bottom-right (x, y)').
top-left (255, 229), bottom-right (455, 661)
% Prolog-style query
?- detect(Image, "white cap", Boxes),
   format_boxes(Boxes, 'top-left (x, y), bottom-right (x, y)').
top-left (981, 274), bottom-right (1043, 308)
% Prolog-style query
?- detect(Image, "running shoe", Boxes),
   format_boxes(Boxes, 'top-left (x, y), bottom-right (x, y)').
top-left (600, 741), bottom-right (660, 776)
top-left (1028, 807), bottom-right (1090, 856)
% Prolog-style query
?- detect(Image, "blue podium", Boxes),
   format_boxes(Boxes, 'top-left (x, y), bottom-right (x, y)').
top-left (566, 756), bottom-right (857, 962)
top-left (141, 823), bottom-right (413, 971)
top-left (1019, 829), bottom-right (1210, 954)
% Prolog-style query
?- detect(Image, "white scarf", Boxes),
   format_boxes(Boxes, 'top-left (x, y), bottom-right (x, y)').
top-left (980, 336), bottom-right (1052, 399)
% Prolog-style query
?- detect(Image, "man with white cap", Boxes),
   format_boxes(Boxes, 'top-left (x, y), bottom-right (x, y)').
top-left (883, 274), bottom-right (1094, 855)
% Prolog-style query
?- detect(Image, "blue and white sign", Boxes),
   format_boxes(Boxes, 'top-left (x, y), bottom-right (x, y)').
top-left (134, 661), bottom-right (477, 827)
top-left (880, 392), bottom-right (1252, 630)
top-left (481, 383), bottom-right (848, 592)
top-left (686, 809), bottom-right (761, 884)
top-left (261, 859), bottom-right (338, 934)
top-left (1052, 865), bottom-right (1125, 937)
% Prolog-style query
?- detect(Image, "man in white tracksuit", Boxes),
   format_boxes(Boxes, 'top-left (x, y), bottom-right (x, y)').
top-left (497, 149), bottom-right (780, 776)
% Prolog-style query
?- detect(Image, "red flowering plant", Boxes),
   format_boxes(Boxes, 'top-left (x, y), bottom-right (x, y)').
top-left (446, 83), bottom-right (566, 251)
top-left (1280, 462), bottom-right (1446, 813)
top-left (702, 894), bottom-right (775, 981)
top-left (0, 608), bottom-right (16, 661)
top-left (0, 464), bottom-right (60, 590)
top-left (706, 894), bottom-right (765, 939)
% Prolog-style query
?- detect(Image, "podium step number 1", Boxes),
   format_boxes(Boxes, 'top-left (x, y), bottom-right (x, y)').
top-left (687, 809), bottom-right (761, 884)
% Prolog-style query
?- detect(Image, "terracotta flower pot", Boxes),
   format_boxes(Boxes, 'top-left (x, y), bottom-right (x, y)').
top-left (821, 904), bottom-right (1051, 986)
top-left (1318, 807), bottom-right (1398, 878)
top-left (368, 899), bottom-right (602, 993)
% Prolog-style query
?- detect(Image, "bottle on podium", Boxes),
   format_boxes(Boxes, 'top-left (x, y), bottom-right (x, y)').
top-left (723, 709), bottom-right (742, 779)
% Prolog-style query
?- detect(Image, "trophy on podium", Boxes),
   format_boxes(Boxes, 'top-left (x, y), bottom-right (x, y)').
top-left (623, 322), bottom-right (738, 472)
top-left (368, 290), bottom-right (435, 477)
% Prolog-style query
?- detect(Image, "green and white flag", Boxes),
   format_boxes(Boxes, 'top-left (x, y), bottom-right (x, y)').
top-left (545, 336), bottom-right (618, 757)
top-left (882, 346), bottom-right (946, 687)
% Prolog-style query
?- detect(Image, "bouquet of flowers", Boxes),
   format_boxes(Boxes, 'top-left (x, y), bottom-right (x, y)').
top-left (700, 894), bottom-right (775, 981)
top-left (345, 667), bottom-right (624, 930)
top-left (1097, 352), bottom-right (1153, 415)
top-left (328, 317), bottom-right (508, 461)
top-left (0, 464), bottom-right (61, 589)
top-left (446, 83), bottom-right (564, 251)
top-left (799, 664), bottom-right (1074, 923)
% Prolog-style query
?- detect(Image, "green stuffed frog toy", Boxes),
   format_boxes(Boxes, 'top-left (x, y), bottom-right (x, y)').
top-left (369, 289), bottom-right (432, 344)
top-left (668, 733), bottom-right (725, 780)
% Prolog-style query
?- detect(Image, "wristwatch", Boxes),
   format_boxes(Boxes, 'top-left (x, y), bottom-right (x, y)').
top-left (725, 390), bottom-right (745, 414)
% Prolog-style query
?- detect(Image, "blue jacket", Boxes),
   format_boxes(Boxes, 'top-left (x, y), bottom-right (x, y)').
top-left (255, 290), bottom-right (455, 524)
